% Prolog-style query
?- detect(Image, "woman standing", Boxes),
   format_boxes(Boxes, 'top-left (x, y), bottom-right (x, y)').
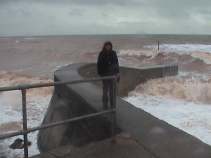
top-left (97, 41), bottom-right (120, 109)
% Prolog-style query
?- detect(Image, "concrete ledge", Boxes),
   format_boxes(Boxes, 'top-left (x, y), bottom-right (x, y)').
top-left (33, 135), bottom-right (154, 158)
top-left (79, 63), bottom-right (178, 96)
top-left (38, 63), bottom-right (211, 158)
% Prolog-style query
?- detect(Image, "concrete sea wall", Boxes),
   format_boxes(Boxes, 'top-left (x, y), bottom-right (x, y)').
top-left (37, 63), bottom-right (211, 158)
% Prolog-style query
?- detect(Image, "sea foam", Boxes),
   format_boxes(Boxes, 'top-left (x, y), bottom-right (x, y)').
top-left (144, 44), bottom-right (211, 53)
top-left (0, 72), bottom-right (52, 158)
top-left (125, 94), bottom-right (211, 146)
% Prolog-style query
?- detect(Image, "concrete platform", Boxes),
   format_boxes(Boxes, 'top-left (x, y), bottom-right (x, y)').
top-left (37, 63), bottom-right (211, 158)
top-left (33, 134), bottom-right (154, 158)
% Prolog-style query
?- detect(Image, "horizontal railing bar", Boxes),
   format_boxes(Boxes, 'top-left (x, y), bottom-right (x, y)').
top-left (0, 109), bottom-right (115, 140)
top-left (28, 109), bottom-right (115, 133)
top-left (0, 130), bottom-right (24, 140)
top-left (0, 76), bottom-right (116, 92)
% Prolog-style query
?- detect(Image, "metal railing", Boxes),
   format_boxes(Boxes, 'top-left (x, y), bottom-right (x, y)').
top-left (0, 76), bottom-right (117, 158)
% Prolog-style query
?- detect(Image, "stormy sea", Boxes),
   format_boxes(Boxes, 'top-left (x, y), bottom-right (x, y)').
top-left (1, 34), bottom-right (211, 157)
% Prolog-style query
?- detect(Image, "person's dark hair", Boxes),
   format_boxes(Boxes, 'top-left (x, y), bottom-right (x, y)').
top-left (102, 41), bottom-right (113, 52)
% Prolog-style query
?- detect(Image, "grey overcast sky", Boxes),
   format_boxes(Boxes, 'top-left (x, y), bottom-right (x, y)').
top-left (0, 0), bottom-right (211, 36)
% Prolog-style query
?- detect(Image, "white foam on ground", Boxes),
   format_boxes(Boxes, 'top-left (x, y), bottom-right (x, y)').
top-left (124, 94), bottom-right (211, 146)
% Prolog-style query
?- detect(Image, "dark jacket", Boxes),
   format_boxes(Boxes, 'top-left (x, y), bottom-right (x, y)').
top-left (97, 50), bottom-right (119, 76)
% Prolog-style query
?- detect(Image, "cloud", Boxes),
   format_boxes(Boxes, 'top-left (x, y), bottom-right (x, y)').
top-left (0, 0), bottom-right (139, 6)
top-left (0, 0), bottom-right (211, 35)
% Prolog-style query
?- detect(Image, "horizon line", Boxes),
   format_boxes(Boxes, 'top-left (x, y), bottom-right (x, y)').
top-left (1, 33), bottom-right (211, 38)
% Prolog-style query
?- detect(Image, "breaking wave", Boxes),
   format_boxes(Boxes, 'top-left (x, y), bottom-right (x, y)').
top-left (129, 73), bottom-right (211, 104)
top-left (0, 71), bottom-right (53, 157)
top-left (144, 44), bottom-right (211, 53)
top-left (0, 71), bottom-right (53, 97)
top-left (118, 48), bottom-right (211, 73)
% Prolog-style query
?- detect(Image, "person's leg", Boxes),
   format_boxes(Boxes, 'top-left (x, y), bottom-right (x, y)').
top-left (109, 80), bottom-right (114, 108)
top-left (109, 79), bottom-right (119, 108)
top-left (102, 80), bottom-right (109, 109)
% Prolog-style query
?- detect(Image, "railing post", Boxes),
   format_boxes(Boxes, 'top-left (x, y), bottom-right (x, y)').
top-left (0, 76), bottom-right (120, 155)
top-left (158, 40), bottom-right (160, 51)
top-left (111, 77), bottom-right (117, 141)
top-left (21, 89), bottom-right (28, 158)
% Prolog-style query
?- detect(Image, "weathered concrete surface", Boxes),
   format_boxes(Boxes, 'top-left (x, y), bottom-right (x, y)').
top-left (38, 63), bottom-right (211, 158)
top-left (37, 80), bottom-right (112, 151)
top-left (33, 134), bottom-right (154, 158)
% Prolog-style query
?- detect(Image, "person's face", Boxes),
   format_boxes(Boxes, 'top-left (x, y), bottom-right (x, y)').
top-left (105, 44), bottom-right (112, 51)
